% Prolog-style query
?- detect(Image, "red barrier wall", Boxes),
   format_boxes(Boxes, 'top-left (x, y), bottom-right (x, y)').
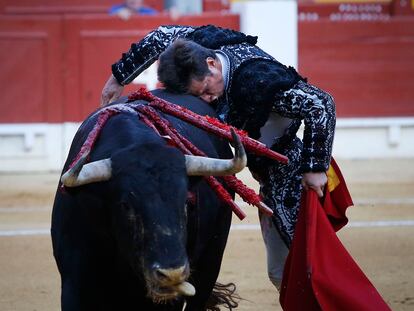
top-left (0, 13), bottom-right (239, 123)
top-left (299, 17), bottom-right (414, 117)
top-left (0, 3), bottom-right (413, 122)
top-left (0, 15), bottom-right (64, 123)
top-left (203, 0), bottom-right (230, 12)
top-left (0, 0), bottom-right (116, 13)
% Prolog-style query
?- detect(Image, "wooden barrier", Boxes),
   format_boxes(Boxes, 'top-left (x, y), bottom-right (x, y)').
top-left (299, 17), bottom-right (414, 117)
top-left (0, 13), bottom-right (239, 122)
top-left (0, 0), bottom-right (117, 14)
top-left (0, 14), bottom-right (64, 123)
top-left (63, 13), bottom-right (239, 121)
top-left (0, 4), bottom-right (413, 122)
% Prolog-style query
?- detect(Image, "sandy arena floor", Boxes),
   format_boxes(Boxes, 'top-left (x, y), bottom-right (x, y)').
top-left (0, 159), bottom-right (413, 310)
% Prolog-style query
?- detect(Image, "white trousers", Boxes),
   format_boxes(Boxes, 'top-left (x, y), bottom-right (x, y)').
top-left (259, 211), bottom-right (289, 291)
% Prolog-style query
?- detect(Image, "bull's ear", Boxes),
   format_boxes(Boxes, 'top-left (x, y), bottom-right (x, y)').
top-left (61, 158), bottom-right (112, 187)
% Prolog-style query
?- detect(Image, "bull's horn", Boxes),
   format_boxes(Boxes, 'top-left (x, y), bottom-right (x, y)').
top-left (176, 281), bottom-right (196, 296)
top-left (185, 128), bottom-right (247, 176)
top-left (61, 155), bottom-right (112, 187)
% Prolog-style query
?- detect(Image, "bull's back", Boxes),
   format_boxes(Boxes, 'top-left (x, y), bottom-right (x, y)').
top-left (152, 89), bottom-right (233, 160)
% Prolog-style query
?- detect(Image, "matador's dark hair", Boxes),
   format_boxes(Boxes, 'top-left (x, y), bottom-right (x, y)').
top-left (157, 39), bottom-right (217, 93)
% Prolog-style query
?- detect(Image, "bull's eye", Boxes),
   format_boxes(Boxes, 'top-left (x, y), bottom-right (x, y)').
top-left (127, 211), bottom-right (136, 222)
top-left (120, 203), bottom-right (136, 223)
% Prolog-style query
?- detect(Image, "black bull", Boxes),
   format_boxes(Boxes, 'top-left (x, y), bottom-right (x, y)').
top-left (51, 90), bottom-right (243, 310)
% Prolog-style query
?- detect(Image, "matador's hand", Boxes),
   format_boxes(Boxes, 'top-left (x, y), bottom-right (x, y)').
top-left (302, 171), bottom-right (327, 198)
top-left (101, 75), bottom-right (124, 107)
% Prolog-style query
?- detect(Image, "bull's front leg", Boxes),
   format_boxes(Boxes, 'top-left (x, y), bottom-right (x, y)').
top-left (184, 184), bottom-right (234, 311)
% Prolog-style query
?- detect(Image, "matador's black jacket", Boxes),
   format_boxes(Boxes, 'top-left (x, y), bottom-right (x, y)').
top-left (112, 25), bottom-right (336, 245)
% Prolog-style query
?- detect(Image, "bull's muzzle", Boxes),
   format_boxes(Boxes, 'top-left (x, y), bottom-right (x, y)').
top-left (146, 264), bottom-right (195, 303)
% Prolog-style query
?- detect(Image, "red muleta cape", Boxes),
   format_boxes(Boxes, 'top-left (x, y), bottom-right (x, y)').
top-left (280, 159), bottom-right (391, 311)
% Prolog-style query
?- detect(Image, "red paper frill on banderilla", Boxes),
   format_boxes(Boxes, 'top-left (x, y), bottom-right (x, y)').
top-left (280, 160), bottom-right (391, 311)
top-left (64, 87), bottom-right (282, 219)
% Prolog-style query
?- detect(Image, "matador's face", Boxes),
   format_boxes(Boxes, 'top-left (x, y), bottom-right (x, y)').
top-left (188, 57), bottom-right (225, 103)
